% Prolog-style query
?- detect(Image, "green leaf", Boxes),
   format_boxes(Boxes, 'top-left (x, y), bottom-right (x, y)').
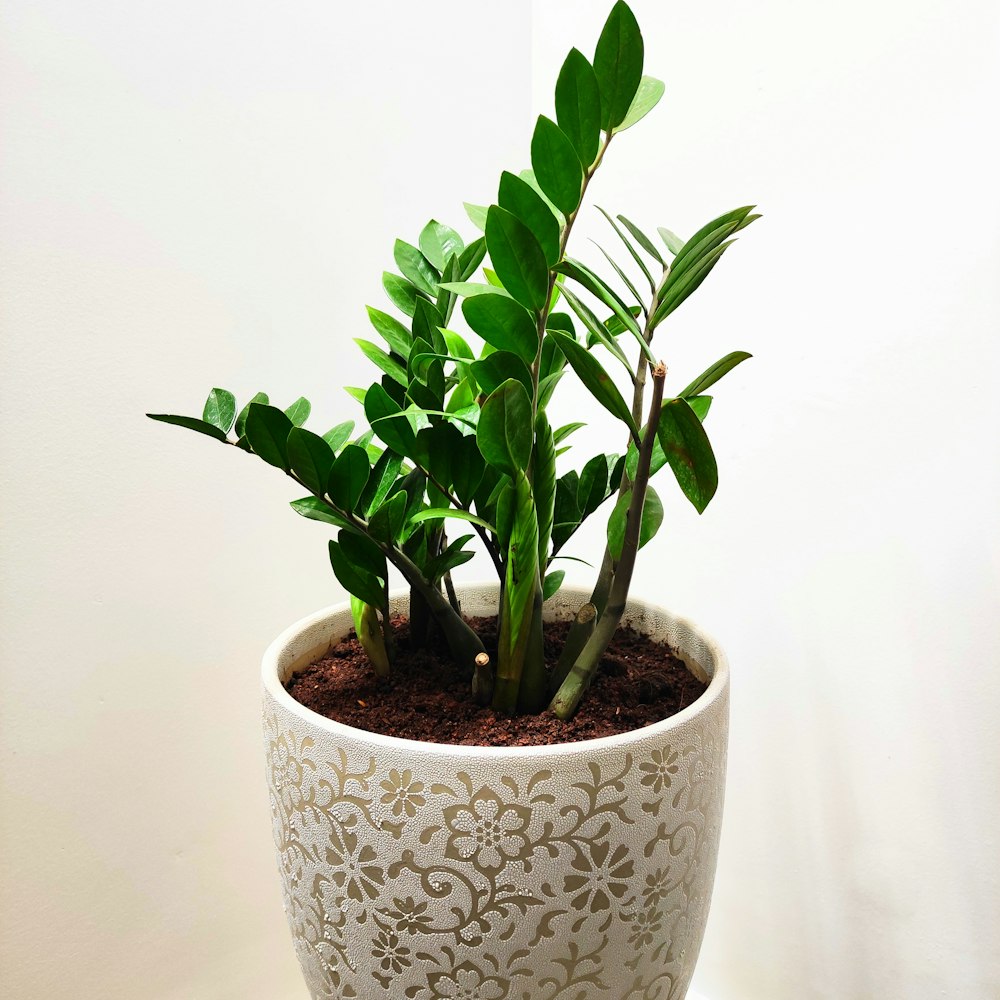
top-left (202, 388), bottom-right (236, 433)
top-left (658, 226), bottom-right (685, 255)
top-left (578, 454), bottom-right (609, 517)
top-left (287, 427), bottom-right (335, 496)
top-left (555, 48), bottom-right (602, 167)
top-left (470, 351), bottom-right (533, 400)
top-left (680, 351), bottom-right (752, 397)
top-left (234, 392), bottom-right (268, 438)
top-left (502, 473), bottom-right (539, 655)
top-left (245, 403), bottom-right (294, 470)
top-left (382, 272), bottom-right (425, 317)
top-left (549, 331), bottom-right (638, 440)
top-left (554, 421), bottom-right (586, 444)
top-left (672, 206), bottom-right (756, 277)
top-left (534, 410), bottom-right (557, 565)
top-left (354, 339), bottom-right (408, 386)
top-left (464, 202), bottom-right (489, 232)
top-left (462, 292), bottom-right (538, 365)
top-left (607, 484), bottom-right (663, 559)
top-left (438, 281), bottom-right (510, 299)
top-left (289, 496), bottom-right (352, 529)
top-left (360, 449), bottom-right (403, 516)
top-left (556, 258), bottom-right (644, 343)
top-left (687, 395), bottom-right (713, 421)
top-left (537, 370), bottom-right (563, 411)
top-left (452, 435), bottom-right (485, 504)
top-left (146, 413), bottom-right (228, 442)
top-left (459, 237), bottom-right (487, 280)
top-left (543, 569), bottom-right (566, 601)
top-left (366, 306), bottom-right (413, 357)
top-left (656, 398), bottom-right (718, 513)
top-left (411, 507), bottom-right (497, 533)
top-left (327, 444), bottom-right (370, 511)
top-left (393, 239), bottom-right (439, 296)
top-left (477, 378), bottom-right (533, 478)
top-left (329, 539), bottom-right (384, 608)
top-left (557, 285), bottom-right (632, 372)
top-left (368, 490), bottom-right (408, 544)
top-left (419, 220), bottom-right (464, 271)
top-left (617, 214), bottom-right (665, 265)
top-left (530, 116), bottom-right (584, 217)
top-left (345, 386), bottom-right (368, 405)
top-left (284, 396), bottom-right (311, 427)
top-left (593, 241), bottom-right (645, 307)
top-left (551, 471), bottom-right (582, 551)
top-left (322, 420), bottom-right (355, 452)
top-left (364, 382), bottom-right (415, 457)
top-left (338, 529), bottom-right (387, 583)
top-left (594, 206), bottom-right (655, 291)
top-left (498, 171), bottom-right (560, 268)
top-left (485, 205), bottom-right (548, 313)
top-left (614, 75), bottom-right (664, 132)
top-left (653, 240), bottom-right (735, 326)
top-left (594, 0), bottom-right (644, 130)
top-left (426, 533), bottom-right (476, 582)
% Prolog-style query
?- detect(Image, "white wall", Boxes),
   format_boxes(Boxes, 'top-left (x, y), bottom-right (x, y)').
top-left (0, 3), bottom-right (530, 997)
top-left (533, 2), bottom-right (1000, 998)
top-left (1, 1), bottom-right (997, 998)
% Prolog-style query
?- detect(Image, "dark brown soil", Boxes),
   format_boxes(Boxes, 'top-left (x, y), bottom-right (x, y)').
top-left (285, 615), bottom-right (707, 747)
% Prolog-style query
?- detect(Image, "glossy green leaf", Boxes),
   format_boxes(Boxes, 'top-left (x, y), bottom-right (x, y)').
top-left (653, 240), bottom-right (735, 326)
top-left (284, 396), bottom-right (311, 427)
top-left (554, 421), bottom-right (586, 444)
top-left (327, 444), bottom-right (370, 511)
top-left (672, 206), bottom-right (756, 276)
top-left (459, 237), bottom-right (487, 280)
top-left (656, 398), bottom-right (718, 513)
top-left (680, 351), bottom-right (752, 397)
top-left (498, 171), bottom-right (560, 267)
top-left (382, 272), bottom-right (425, 317)
top-left (502, 472), bottom-right (539, 654)
top-left (393, 239), bottom-right (439, 296)
top-left (530, 116), bottom-right (584, 217)
top-left (360, 449), bottom-right (403, 516)
top-left (354, 339), bottom-right (408, 386)
top-left (464, 202), bottom-right (489, 232)
top-left (470, 351), bottom-right (533, 400)
top-left (534, 410), bottom-right (556, 564)
top-left (614, 75), bottom-right (664, 132)
top-left (146, 412), bottom-right (228, 442)
top-left (234, 392), bottom-right (268, 438)
top-left (338, 529), bottom-right (387, 583)
top-left (556, 258), bottom-right (643, 342)
top-left (536, 370), bottom-right (563, 411)
top-left (607, 485), bottom-right (663, 559)
top-left (452, 435), bottom-right (485, 505)
top-left (593, 241), bottom-right (645, 307)
top-left (322, 420), bottom-right (355, 452)
top-left (658, 226), bottom-right (685, 256)
top-left (329, 540), bottom-right (384, 608)
top-left (543, 570), bottom-right (566, 601)
top-left (617, 214), bottom-right (664, 264)
top-left (287, 427), bottom-right (335, 495)
top-left (551, 471), bottom-right (582, 551)
top-left (438, 281), bottom-right (510, 299)
top-left (364, 382), bottom-right (415, 456)
top-left (411, 508), bottom-right (497, 533)
top-left (366, 306), bottom-right (413, 358)
top-left (344, 386), bottom-right (368, 405)
top-left (418, 220), bottom-right (464, 271)
top-left (485, 205), bottom-right (549, 313)
top-left (202, 388), bottom-right (236, 433)
top-left (368, 490), bottom-right (407, 544)
top-left (290, 496), bottom-right (351, 529)
top-left (462, 292), bottom-right (538, 365)
top-left (593, 0), bottom-right (644, 129)
top-left (687, 395), bottom-right (713, 421)
top-left (549, 331), bottom-right (638, 440)
top-left (557, 285), bottom-right (631, 372)
top-left (476, 378), bottom-right (533, 478)
top-left (245, 403), bottom-right (294, 470)
top-left (593, 206), bottom-right (655, 291)
top-left (555, 48), bottom-right (602, 167)
top-left (411, 299), bottom-right (447, 355)
top-left (578, 454), bottom-right (609, 517)
top-left (425, 533), bottom-right (476, 582)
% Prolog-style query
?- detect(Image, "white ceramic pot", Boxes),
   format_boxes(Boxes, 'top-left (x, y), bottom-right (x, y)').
top-left (262, 585), bottom-right (729, 1000)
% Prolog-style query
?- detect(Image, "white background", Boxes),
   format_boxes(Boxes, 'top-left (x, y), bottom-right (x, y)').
top-left (1, 1), bottom-right (997, 998)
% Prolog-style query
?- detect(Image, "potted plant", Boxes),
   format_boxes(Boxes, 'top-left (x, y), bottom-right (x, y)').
top-left (149, 3), bottom-right (757, 996)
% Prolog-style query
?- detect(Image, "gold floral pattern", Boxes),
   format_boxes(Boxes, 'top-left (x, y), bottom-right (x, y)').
top-left (263, 628), bottom-right (728, 1000)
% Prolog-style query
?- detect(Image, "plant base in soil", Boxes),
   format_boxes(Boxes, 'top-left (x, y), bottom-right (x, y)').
top-left (285, 615), bottom-right (706, 747)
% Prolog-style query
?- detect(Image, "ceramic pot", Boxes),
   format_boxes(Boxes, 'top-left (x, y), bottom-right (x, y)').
top-left (262, 585), bottom-right (729, 1000)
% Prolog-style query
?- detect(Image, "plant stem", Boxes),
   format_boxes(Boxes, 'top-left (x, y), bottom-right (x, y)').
top-left (549, 362), bottom-right (667, 720)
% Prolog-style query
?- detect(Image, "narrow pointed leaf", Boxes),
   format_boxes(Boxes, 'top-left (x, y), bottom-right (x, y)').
top-left (354, 339), bottom-right (408, 386)
top-left (557, 284), bottom-right (632, 372)
top-left (534, 410), bottom-right (556, 564)
top-left (322, 420), bottom-right (355, 452)
top-left (382, 272), bottom-right (426, 317)
top-left (555, 48), bottom-right (602, 166)
top-left (593, 1), bottom-right (644, 129)
top-left (411, 508), bottom-right (498, 533)
top-left (360, 449), bottom-right (403, 516)
top-left (617, 214), bottom-right (665, 264)
top-left (147, 413), bottom-right (228, 442)
top-left (658, 226), bottom-right (685, 255)
top-left (366, 306), bottom-right (412, 357)
top-left (543, 570), bottom-right (566, 601)
top-left (438, 281), bottom-right (510, 299)
top-left (680, 351), bottom-right (752, 397)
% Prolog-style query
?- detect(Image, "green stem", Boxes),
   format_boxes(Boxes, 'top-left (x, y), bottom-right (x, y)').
top-left (550, 362), bottom-right (667, 720)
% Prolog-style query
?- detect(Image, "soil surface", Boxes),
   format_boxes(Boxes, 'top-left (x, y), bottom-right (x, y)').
top-left (285, 615), bottom-right (707, 747)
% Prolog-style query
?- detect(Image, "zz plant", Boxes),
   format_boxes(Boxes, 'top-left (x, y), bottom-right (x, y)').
top-left (149, 2), bottom-right (757, 721)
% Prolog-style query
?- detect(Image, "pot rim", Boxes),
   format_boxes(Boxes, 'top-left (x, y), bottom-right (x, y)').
top-left (262, 583), bottom-right (729, 758)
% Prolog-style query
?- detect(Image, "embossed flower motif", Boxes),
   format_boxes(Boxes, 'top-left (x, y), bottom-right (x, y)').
top-left (627, 903), bottom-right (665, 949)
top-left (384, 895), bottom-right (433, 934)
top-left (270, 737), bottom-right (305, 810)
top-left (371, 928), bottom-right (412, 974)
top-left (673, 746), bottom-right (713, 812)
top-left (641, 866), bottom-right (676, 910)
top-left (379, 768), bottom-right (426, 818)
top-left (564, 841), bottom-right (635, 912)
top-left (325, 827), bottom-right (384, 902)
top-left (639, 746), bottom-right (680, 793)
top-left (443, 789), bottom-right (532, 871)
top-left (427, 962), bottom-right (506, 1000)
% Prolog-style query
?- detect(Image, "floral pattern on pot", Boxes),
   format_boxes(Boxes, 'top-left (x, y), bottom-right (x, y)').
top-left (262, 590), bottom-right (729, 1000)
